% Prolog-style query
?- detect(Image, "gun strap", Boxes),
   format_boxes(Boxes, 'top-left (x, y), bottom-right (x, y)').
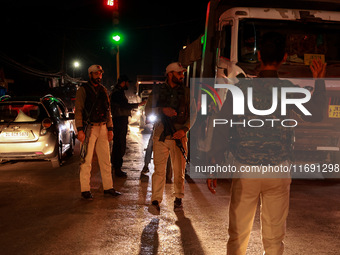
top-left (80, 84), bottom-right (101, 163)
top-left (83, 83), bottom-right (100, 125)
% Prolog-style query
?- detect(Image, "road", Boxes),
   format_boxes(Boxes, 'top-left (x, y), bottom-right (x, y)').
top-left (0, 123), bottom-right (339, 255)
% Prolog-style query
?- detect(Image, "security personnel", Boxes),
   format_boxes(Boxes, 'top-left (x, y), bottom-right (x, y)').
top-left (145, 62), bottom-right (196, 212)
top-left (208, 32), bottom-right (326, 254)
top-left (75, 64), bottom-right (121, 200)
top-left (110, 75), bottom-right (146, 177)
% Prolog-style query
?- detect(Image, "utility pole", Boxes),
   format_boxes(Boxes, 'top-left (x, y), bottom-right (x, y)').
top-left (116, 45), bottom-right (120, 80)
top-left (60, 33), bottom-right (66, 87)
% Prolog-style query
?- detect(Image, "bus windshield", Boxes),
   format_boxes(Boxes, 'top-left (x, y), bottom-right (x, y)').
top-left (238, 18), bottom-right (340, 65)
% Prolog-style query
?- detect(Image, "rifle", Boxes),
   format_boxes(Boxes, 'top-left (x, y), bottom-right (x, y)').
top-left (162, 116), bottom-right (189, 164)
top-left (80, 121), bottom-right (92, 164)
top-left (79, 85), bottom-right (100, 164)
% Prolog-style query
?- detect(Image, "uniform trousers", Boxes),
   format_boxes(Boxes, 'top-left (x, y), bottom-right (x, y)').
top-left (227, 176), bottom-right (291, 255)
top-left (79, 125), bottom-right (113, 192)
top-left (144, 131), bottom-right (173, 181)
top-left (151, 136), bottom-right (187, 203)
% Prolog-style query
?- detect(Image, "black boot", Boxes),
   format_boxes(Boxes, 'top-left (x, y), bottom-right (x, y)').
top-left (115, 168), bottom-right (127, 177)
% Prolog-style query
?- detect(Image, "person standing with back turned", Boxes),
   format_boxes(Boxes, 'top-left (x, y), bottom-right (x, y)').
top-left (207, 32), bottom-right (326, 254)
top-left (75, 64), bottom-right (121, 200)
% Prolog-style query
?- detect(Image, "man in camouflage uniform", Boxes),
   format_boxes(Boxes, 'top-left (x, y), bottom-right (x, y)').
top-left (208, 32), bottom-right (326, 254)
top-left (145, 62), bottom-right (196, 212)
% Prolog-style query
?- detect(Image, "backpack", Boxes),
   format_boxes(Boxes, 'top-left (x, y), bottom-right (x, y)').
top-left (230, 78), bottom-right (295, 165)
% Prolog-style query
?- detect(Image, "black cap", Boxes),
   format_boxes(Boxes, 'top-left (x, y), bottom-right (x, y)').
top-left (118, 74), bottom-right (132, 83)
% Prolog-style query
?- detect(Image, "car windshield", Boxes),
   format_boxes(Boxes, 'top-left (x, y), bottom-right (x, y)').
top-left (237, 19), bottom-right (340, 64)
top-left (138, 83), bottom-right (153, 96)
top-left (0, 103), bottom-right (47, 123)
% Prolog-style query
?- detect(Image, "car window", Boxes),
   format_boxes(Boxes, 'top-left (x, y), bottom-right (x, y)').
top-left (0, 103), bottom-right (47, 123)
top-left (56, 104), bottom-right (66, 119)
top-left (45, 101), bottom-right (61, 119)
top-left (57, 102), bottom-right (67, 119)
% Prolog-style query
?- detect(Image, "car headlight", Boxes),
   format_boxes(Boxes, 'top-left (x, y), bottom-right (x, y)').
top-left (148, 114), bottom-right (157, 123)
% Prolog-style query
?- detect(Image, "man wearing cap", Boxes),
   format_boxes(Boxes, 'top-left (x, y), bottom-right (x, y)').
top-left (75, 64), bottom-right (121, 200)
top-left (110, 74), bottom-right (146, 177)
top-left (145, 62), bottom-right (196, 212)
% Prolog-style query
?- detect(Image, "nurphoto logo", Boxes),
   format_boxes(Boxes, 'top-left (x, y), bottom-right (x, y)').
top-left (200, 82), bottom-right (312, 128)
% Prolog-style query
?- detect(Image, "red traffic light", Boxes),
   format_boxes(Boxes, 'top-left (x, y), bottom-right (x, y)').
top-left (105, 0), bottom-right (118, 9)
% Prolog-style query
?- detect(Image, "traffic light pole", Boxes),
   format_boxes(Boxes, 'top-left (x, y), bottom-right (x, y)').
top-left (109, 5), bottom-right (120, 82)
top-left (116, 45), bottom-right (120, 81)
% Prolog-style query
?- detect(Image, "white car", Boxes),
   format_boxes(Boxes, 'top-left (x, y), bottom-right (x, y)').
top-left (0, 94), bottom-right (75, 167)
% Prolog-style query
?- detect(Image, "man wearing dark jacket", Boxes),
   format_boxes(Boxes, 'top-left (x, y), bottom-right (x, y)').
top-left (110, 75), bottom-right (145, 177)
top-left (145, 62), bottom-right (197, 212)
top-left (207, 32), bottom-right (326, 254)
top-left (75, 64), bottom-right (121, 200)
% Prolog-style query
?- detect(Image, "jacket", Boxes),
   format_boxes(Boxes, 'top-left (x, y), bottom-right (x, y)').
top-left (110, 85), bottom-right (139, 118)
top-left (75, 82), bottom-right (113, 132)
top-left (145, 82), bottom-right (197, 138)
top-left (210, 70), bottom-right (326, 164)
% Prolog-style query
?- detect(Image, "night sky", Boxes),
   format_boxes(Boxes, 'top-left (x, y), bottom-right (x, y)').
top-left (0, 0), bottom-right (208, 94)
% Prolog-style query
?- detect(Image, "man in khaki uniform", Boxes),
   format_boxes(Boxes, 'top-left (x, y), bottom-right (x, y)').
top-left (208, 32), bottom-right (326, 254)
top-left (145, 62), bottom-right (196, 212)
top-left (75, 64), bottom-right (121, 200)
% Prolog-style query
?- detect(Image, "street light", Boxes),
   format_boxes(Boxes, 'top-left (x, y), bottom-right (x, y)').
top-left (73, 61), bottom-right (80, 77)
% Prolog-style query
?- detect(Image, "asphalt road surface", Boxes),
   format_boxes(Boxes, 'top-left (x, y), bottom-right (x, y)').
top-left (0, 124), bottom-right (339, 255)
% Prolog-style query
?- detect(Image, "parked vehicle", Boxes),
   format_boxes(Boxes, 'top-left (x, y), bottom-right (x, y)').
top-left (0, 94), bottom-right (75, 167)
top-left (136, 75), bottom-right (164, 128)
top-left (180, 0), bottom-right (340, 172)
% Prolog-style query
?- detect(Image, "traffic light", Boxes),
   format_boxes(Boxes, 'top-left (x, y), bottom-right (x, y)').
top-left (111, 33), bottom-right (123, 44)
top-left (112, 35), bottom-right (120, 42)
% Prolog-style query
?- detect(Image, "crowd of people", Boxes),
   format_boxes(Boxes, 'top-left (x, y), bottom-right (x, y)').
top-left (74, 31), bottom-right (327, 254)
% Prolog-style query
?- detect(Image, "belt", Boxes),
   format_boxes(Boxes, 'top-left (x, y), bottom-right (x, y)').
top-left (91, 122), bottom-right (106, 126)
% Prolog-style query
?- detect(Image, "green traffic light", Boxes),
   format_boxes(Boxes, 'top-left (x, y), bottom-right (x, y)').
top-left (111, 33), bottom-right (123, 44)
top-left (112, 35), bottom-right (121, 42)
